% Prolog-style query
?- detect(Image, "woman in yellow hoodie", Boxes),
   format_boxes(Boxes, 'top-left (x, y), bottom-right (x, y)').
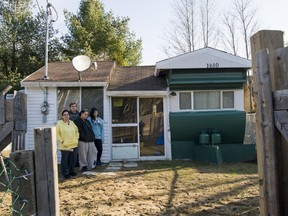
top-left (56, 110), bottom-right (79, 179)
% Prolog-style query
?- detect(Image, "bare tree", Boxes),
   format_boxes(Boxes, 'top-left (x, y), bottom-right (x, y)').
top-left (200, 0), bottom-right (217, 47)
top-left (162, 0), bottom-right (198, 57)
top-left (233, 0), bottom-right (258, 59)
top-left (161, 0), bottom-right (258, 60)
top-left (221, 11), bottom-right (238, 55)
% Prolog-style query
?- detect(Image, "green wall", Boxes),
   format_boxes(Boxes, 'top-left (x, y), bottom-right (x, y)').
top-left (170, 111), bottom-right (256, 163)
top-left (171, 142), bottom-right (256, 164)
top-left (170, 110), bottom-right (246, 144)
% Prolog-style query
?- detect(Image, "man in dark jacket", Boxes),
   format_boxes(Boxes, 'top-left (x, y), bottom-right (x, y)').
top-left (74, 109), bottom-right (97, 172)
top-left (68, 102), bottom-right (79, 121)
top-left (68, 102), bottom-right (80, 167)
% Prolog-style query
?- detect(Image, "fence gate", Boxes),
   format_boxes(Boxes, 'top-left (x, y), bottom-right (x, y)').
top-left (252, 30), bottom-right (288, 216)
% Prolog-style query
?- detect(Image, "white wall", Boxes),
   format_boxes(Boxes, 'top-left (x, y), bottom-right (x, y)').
top-left (25, 87), bottom-right (58, 150)
top-left (25, 87), bottom-right (172, 162)
top-left (101, 86), bottom-right (111, 162)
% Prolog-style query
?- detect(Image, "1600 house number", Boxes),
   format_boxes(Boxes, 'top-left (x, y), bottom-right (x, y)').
top-left (207, 63), bottom-right (219, 68)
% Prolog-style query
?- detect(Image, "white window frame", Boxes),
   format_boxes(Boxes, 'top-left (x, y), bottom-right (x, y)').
top-left (178, 90), bottom-right (236, 111)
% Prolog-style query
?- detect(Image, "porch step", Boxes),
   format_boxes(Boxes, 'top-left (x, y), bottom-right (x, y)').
top-left (105, 162), bottom-right (138, 171)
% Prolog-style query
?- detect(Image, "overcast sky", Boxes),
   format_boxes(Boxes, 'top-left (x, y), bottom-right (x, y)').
top-left (35, 0), bottom-right (288, 65)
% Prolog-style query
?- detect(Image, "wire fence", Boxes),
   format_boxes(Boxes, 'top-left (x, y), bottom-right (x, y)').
top-left (0, 154), bottom-right (30, 215)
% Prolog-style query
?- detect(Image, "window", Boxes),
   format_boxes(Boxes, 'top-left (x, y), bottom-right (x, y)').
top-left (82, 87), bottom-right (103, 113)
top-left (179, 91), bottom-right (235, 111)
top-left (111, 97), bottom-right (138, 144)
top-left (111, 97), bottom-right (137, 124)
top-left (179, 92), bottom-right (191, 109)
top-left (194, 91), bottom-right (220, 110)
top-left (57, 87), bottom-right (80, 118)
top-left (223, 91), bottom-right (234, 108)
top-left (57, 87), bottom-right (103, 119)
top-left (139, 98), bottom-right (164, 156)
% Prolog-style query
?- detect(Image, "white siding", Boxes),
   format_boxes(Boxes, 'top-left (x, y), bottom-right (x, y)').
top-left (164, 96), bottom-right (172, 159)
top-left (101, 86), bottom-right (111, 163)
top-left (25, 87), bottom-right (60, 157)
top-left (25, 86), bottom-right (171, 162)
top-left (234, 90), bottom-right (244, 110)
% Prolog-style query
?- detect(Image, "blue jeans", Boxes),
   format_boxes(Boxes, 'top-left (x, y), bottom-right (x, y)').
top-left (61, 148), bottom-right (78, 175)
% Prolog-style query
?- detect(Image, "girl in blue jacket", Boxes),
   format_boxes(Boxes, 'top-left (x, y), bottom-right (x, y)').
top-left (88, 107), bottom-right (104, 166)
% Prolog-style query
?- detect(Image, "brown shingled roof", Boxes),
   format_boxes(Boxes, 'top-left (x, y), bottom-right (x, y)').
top-left (22, 61), bottom-right (114, 82)
top-left (22, 61), bottom-right (167, 91)
top-left (108, 66), bottom-right (167, 91)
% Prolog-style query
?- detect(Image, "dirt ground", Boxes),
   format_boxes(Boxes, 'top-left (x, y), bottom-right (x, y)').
top-left (59, 161), bottom-right (259, 216)
top-left (0, 160), bottom-right (259, 216)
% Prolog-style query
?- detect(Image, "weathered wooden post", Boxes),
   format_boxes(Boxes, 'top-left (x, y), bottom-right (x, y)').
top-left (10, 150), bottom-right (37, 215)
top-left (270, 46), bottom-right (288, 215)
top-left (12, 92), bottom-right (27, 151)
top-left (250, 30), bottom-right (285, 215)
top-left (34, 127), bottom-right (59, 216)
top-left (0, 86), bottom-right (12, 125)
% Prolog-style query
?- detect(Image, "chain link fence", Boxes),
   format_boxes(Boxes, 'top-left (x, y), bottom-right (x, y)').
top-left (0, 153), bottom-right (30, 215)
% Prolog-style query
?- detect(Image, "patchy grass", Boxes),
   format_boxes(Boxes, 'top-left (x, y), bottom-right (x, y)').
top-left (59, 160), bottom-right (259, 215)
top-left (0, 160), bottom-right (259, 215)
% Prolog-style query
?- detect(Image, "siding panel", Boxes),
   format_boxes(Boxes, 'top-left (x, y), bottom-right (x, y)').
top-left (170, 111), bottom-right (246, 144)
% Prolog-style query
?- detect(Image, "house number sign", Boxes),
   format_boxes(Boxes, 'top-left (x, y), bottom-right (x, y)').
top-left (206, 63), bottom-right (219, 68)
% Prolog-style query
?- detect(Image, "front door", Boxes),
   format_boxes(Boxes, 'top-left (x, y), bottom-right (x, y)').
top-left (139, 98), bottom-right (164, 157)
top-left (111, 97), bottom-right (165, 160)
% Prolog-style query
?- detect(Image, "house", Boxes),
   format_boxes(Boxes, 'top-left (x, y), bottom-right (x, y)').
top-left (21, 47), bottom-right (256, 164)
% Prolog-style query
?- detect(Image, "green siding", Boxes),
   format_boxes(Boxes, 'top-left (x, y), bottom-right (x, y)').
top-left (169, 111), bottom-right (257, 163)
top-left (171, 141), bottom-right (194, 159)
top-left (170, 111), bottom-right (246, 144)
top-left (168, 68), bottom-right (247, 90)
top-left (171, 142), bottom-right (256, 164)
top-left (219, 144), bottom-right (256, 162)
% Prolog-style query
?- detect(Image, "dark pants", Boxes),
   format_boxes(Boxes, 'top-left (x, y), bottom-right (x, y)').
top-left (94, 139), bottom-right (103, 162)
top-left (61, 147), bottom-right (78, 176)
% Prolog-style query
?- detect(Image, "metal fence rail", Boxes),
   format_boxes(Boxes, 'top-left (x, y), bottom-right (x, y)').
top-left (0, 153), bottom-right (30, 215)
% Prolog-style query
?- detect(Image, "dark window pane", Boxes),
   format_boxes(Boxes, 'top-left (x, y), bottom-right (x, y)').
top-left (223, 91), bottom-right (234, 108)
top-left (112, 127), bottom-right (138, 143)
top-left (139, 98), bottom-right (164, 156)
top-left (112, 97), bottom-right (137, 123)
top-left (82, 87), bottom-right (103, 118)
top-left (57, 87), bottom-right (80, 119)
top-left (179, 92), bottom-right (191, 109)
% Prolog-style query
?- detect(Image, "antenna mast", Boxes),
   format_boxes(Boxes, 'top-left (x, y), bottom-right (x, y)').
top-left (44, 2), bottom-right (52, 80)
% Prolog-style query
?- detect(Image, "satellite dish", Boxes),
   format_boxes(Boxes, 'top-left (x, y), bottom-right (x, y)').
top-left (72, 55), bottom-right (91, 72)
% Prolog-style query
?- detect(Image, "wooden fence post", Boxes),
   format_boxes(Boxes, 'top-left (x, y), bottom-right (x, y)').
top-left (12, 92), bottom-right (27, 151)
top-left (250, 30), bottom-right (284, 216)
top-left (270, 47), bottom-right (288, 215)
top-left (34, 127), bottom-right (59, 216)
top-left (255, 49), bottom-right (280, 215)
top-left (0, 95), bottom-right (5, 125)
top-left (10, 150), bottom-right (37, 215)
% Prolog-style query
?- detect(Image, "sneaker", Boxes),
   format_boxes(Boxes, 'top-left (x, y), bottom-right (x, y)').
top-left (96, 161), bottom-right (105, 166)
top-left (81, 166), bottom-right (88, 172)
top-left (69, 171), bottom-right (77, 176)
top-left (63, 174), bottom-right (71, 179)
